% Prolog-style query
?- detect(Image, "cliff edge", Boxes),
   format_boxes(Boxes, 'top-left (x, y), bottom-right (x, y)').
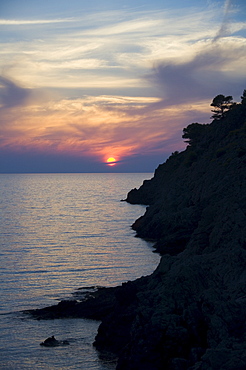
top-left (95, 93), bottom-right (246, 369)
top-left (29, 92), bottom-right (246, 369)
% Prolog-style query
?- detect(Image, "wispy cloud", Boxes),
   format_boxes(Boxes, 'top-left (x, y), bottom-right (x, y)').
top-left (0, 18), bottom-right (73, 25)
top-left (0, 2), bottom-right (245, 171)
top-left (213, 0), bottom-right (233, 42)
top-left (0, 8), bottom-right (228, 90)
top-left (148, 38), bottom-right (246, 107)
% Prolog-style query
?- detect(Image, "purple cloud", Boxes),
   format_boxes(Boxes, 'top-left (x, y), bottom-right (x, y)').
top-left (0, 76), bottom-right (32, 109)
top-left (148, 41), bottom-right (246, 107)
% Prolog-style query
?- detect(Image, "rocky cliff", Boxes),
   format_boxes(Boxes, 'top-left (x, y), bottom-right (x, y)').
top-left (97, 96), bottom-right (246, 369)
top-left (28, 95), bottom-right (246, 369)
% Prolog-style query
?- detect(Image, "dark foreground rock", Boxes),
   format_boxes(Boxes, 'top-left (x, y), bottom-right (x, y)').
top-left (40, 335), bottom-right (69, 347)
top-left (27, 286), bottom-right (121, 320)
top-left (27, 97), bottom-right (246, 369)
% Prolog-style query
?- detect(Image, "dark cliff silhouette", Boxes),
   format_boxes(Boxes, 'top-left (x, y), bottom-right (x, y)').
top-left (28, 91), bottom-right (246, 370)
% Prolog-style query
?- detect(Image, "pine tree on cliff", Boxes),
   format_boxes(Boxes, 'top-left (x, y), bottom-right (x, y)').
top-left (210, 94), bottom-right (233, 119)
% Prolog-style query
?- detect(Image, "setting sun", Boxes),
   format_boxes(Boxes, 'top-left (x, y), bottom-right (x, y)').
top-left (106, 157), bottom-right (116, 166)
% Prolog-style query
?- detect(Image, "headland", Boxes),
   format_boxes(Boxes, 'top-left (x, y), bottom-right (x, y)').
top-left (27, 91), bottom-right (246, 369)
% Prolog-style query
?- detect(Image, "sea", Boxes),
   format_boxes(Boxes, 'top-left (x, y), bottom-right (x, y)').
top-left (0, 173), bottom-right (160, 370)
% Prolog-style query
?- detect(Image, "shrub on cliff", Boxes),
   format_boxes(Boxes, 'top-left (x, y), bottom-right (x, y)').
top-left (182, 90), bottom-right (246, 150)
top-left (182, 123), bottom-right (209, 147)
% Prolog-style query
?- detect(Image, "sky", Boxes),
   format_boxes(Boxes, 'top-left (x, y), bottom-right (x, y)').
top-left (0, 0), bottom-right (245, 173)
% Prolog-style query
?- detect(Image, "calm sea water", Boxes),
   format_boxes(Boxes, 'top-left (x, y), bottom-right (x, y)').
top-left (0, 173), bottom-right (159, 370)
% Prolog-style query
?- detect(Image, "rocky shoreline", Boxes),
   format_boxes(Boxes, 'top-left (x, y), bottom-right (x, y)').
top-left (27, 94), bottom-right (246, 369)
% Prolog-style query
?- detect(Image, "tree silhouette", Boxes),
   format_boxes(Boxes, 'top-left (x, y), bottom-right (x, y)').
top-left (210, 94), bottom-right (233, 119)
top-left (182, 123), bottom-right (207, 146)
top-left (241, 90), bottom-right (246, 105)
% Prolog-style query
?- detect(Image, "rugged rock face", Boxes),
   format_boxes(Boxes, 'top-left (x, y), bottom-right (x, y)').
top-left (94, 100), bottom-right (246, 369)
top-left (28, 99), bottom-right (246, 369)
top-left (127, 102), bottom-right (246, 257)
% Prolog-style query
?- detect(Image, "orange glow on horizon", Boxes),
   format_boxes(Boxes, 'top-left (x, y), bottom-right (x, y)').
top-left (106, 157), bottom-right (117, 166)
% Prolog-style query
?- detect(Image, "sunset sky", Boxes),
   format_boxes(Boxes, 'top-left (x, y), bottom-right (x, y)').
top-left (0, 0), bottom-right (245, 172)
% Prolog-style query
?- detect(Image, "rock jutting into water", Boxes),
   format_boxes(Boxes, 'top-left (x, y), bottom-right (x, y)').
top-left (40, 335), bottom-right (70, 347)
top-left (28, 91), bottom-right (246, 369)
